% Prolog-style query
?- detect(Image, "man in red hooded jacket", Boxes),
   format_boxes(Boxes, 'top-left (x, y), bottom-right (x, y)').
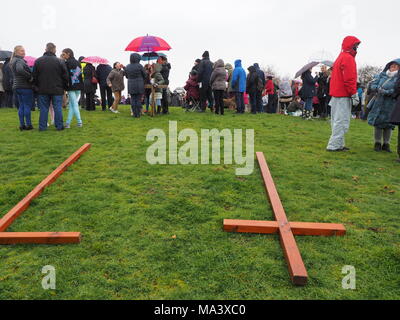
top-left (327, 36), bottom-right (361, 152)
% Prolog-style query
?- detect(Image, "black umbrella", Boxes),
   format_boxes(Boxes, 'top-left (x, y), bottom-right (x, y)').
top-left (0, 50), bottom-right (12, 61)
top-left (295, 61), bottom-right (319, 79)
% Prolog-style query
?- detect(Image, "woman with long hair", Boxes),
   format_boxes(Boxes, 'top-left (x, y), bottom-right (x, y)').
top-left (107, 62), bottom-right (125, 114)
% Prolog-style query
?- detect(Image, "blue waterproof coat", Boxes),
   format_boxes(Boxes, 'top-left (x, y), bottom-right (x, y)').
top-left (231, 60), bottom-right (247, 93)
top-left (368, 59), bottom-right (400, 129)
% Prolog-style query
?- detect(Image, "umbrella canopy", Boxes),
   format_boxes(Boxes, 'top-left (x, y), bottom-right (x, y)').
top-left (0, 50), bottom-right (12, 61)
top-left (24, 56), bottom-right (37, 68)
top-left (82, 56), bottom-right (109, 65)
top-left (125, 35), bottom-right (171, 52)
top-left (141, 52), bottom-right (167, 62)
top-left (321, 60), bottom-right (334, 68)
top-left (295, 61), bottom-right (319, 79)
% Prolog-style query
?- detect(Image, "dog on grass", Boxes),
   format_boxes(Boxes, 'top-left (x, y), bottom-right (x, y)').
top-left (223, 97), bottom-right (237, 111)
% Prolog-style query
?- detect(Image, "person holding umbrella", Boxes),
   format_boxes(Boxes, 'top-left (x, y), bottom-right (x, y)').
top-left (83, 62), bottom-right (97, 111)
top-left (10, 45), bottom-right (34, 130)
top-left (125, 53), bottom-right (146, 118)
top-left (300, 69), bottom-right (318, 120)
top-left (327, 36), bottom-right (361, 152)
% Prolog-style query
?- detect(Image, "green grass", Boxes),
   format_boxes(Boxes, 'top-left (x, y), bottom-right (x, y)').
top-left (0, 106), bottom-right (399, 300)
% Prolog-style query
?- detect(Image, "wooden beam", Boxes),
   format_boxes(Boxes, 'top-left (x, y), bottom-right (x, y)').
top-left (0, 144), bottom-right (91, 232)
top-left (0, 232), bottom-right (81, 245)
top-left (256, 152), bottom-right (308, 286)
top-left (224, 220), bottom-right (346, 237)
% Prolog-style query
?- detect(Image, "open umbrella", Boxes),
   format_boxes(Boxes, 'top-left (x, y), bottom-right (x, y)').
top-left (125, 35), bottom-right (171, 53)
top-left (24, 56), bottom-right (37, 68)
top-left (295, 61), bottom-right (319, 79)
top-left (0, 50), bottom-right (12, 61)
top-left (82, 56), bottom-right (109, 65)
top-left (141, 52), bottom-right (167, 62)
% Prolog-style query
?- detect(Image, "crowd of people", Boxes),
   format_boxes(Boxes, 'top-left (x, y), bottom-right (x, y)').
top-left (0, 36), bottom-right (399, 162)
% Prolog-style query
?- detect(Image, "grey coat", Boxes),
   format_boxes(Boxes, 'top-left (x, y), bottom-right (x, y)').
top-left (107, 69), bottom-right (125, 92)
top-left (10, 56), bottom-right (33, 90)
top-left (210, 59), bottom-right (227, 91)
top-left (125, 53), bottom-right (146, 95)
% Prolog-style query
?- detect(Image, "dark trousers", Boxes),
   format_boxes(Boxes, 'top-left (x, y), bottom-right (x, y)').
top-left (249, 92), bottom-right (257, 114)
top-left (100, 85), bottom-right (114, 111)
top-left (0, 92), bottom-right (4, 107)
top-left (267, 94), bottom-right (276, 113)
top-left (85, 92), bottom-right (95, 111)
top-left (319, 97), bottom-right (327, 118)
top-left (213, 90), bottom-right (224, 115)
top-left (256, 90), bottom-right (264, 113)
top-left (398, 126), bottom-right (400, 158)
top-left (162, 89), bottom-right (169, 114)
top-left (4, 90), bottom-right (14, 108)
top-left (235, 92), bottom-right (245, 113)
top-left (131, 94), bottom-right (142, 118)
top-left (200, 85), bottom-right (213, 111)
top-left (79, 90), bottom-right (85, 107)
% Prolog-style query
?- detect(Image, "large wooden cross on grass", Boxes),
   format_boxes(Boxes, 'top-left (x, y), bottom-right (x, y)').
top-left (224, 152), bottom-right (346, 286)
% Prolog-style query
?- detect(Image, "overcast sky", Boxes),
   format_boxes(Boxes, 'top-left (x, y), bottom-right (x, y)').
top-left (1, 0), bottom-right (399, 91)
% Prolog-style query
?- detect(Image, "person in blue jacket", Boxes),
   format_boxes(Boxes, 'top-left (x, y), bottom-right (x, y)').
top-left (231, 59), bottom-right (247, 114)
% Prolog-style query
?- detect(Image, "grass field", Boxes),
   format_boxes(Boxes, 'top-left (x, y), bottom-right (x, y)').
top-left (0, 106), bottom-right (399, 300)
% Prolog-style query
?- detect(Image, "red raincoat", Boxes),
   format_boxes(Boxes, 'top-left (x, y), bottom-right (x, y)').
top-left (330, 36), bottom-right (361, 98)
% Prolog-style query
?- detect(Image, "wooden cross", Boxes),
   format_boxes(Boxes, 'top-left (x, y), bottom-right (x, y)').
top-left (224, 152), bottom-right (346, 286)
top-left (0, 144), bottom-right (91, 245)
top-left (144, 84), bottom-right (169, 117)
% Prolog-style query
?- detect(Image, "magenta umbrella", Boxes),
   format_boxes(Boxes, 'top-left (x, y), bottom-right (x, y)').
top-left (82, 56), bottom-right (109, 65)
top-left (125, 35), bottom-right (171, 52)
top-left (24, 56), bottom-right (37, 68)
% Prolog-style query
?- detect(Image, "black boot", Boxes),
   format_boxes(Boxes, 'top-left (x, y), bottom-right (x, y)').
top-left (19, 125), bottom-right (27, 131)
top-left (382, 144), bottom-right (392, 153)
top-left (25, 125), bottom-right (34, 131)
top-left (374, 142), bottom-right (382, 152)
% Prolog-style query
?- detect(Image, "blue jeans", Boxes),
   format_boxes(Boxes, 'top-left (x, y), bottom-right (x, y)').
top-left (16, 89), bottom-right (33, 127)
top-left (66, 91), bottom-right (82, 125)
top-left (304, 97), bottom-right (313, 111)
top-left (38, 95), bottom-right (64, 131)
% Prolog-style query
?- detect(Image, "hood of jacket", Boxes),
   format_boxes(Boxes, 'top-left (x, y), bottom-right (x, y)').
top-left (225, 63), bottom-right (233, 71)
top-left (235, 60), bottom-right (242, 68)
top-left (248, 66), bottom-right (256, 73)
top-left (254, 63), bottom-right (261, 71)
top-left (130, 53), bottom-right (141, 64)
top-left (342, 36), bottom-right (361, 57)
top-left (214, 59), bottom-right (225, 69)
top-left (383, 58), bottom-right (400, 72)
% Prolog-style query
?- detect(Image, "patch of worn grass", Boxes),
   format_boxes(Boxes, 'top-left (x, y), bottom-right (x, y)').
top-left (0, 106), bottom-right (399, 300)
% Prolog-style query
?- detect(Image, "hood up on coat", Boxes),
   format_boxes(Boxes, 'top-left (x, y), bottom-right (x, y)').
top-left (130, 53), bottom-right (141, 64)
top-left (235, 60), bottom-right (242, 68)
top-left (383, 58), bottom-right (400, 72)
top-left (341, 36), bottom-right (361, 57)
top-left (214, 59), bottom-right (225, 69)
top-left (248, 66), bottom-right (256, 73)
top-left (253, 63), bottom-right (261, 71)
top-left (225, 63), bottom-right (233, 71)
top-left (202, 51), bottom-right (210, 59)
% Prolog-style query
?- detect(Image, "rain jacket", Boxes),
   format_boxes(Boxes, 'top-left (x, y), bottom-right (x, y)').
top-left (254, 63), bottom-right (266, 87)
top-left (107, 68), bottom-right (125, 92)
top-left (231, 60), bottom-right (246, 93)
top-left (301, 70), bottom-right (318, 99)
top-left (390, 76), bottom-right (400, 125)
top-left (184, 73), bottom-right (200, 100)
top-left (10, 55), bottom-right (33, 90)
top-left (65, 56), bottom-right (83, 92)
top-left (197, 53), bottom-right (213, 87)
top-left (83, 63), bottom-right (97, 94)
top-left (125, 53), bottom-right (147, 95)
top-left (265, 79), bottom-right (275, 95)
top-left (368, 59), bottom-right (400, 129)
top-left (210, 59), bottom-right (227, 91)
top-left (330, 36), bottom-right (361, 97)
top-left (246, 66), bottom-right (259, 94)
top-left (96, 64), bottom-right (112, 87)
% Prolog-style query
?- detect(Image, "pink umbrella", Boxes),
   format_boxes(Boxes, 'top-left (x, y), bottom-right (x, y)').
top-left (24, 56), bottom-right (37, 68)
top-left (82, 56), bottom-right (109, 65)
top-left (125, 35), bottom-right (171, 52)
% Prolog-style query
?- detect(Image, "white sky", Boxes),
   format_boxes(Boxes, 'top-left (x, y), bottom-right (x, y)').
top-left (1, 0), bottom-right (399, 92)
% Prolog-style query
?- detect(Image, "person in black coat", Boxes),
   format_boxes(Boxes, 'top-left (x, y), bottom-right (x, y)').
top-left (317, 66), bottom-right (329, 119)
top-left (33, 42), bottom-right (69, 131)
top-left (254, 63), bottom-right (266, 113)
top-left (83, 63), bottom-right (97, 111)
top-left (301, 69), bottom-right (318, 120)
top-left (391, 76), bottom-right (400, 162)
top-left (125, 53), bottom-right (146, 118)
top-left (2, 58), bottom-right (16, 108)
top-left (246, 66), bottom-right (259, 114)
top-left (159, 56), bottom-right (171, 114)
top-left (197, 51), bottom-right (214, 112)
top-left (96, 64), bottom-right (114, 111)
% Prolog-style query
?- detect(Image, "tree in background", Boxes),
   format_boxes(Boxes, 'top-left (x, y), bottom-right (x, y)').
top-left (358, 65), bottom-right (382, 87)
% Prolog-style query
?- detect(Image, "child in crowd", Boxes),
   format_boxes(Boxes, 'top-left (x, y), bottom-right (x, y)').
top-left (287, 96), bottom-right (304, 117)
